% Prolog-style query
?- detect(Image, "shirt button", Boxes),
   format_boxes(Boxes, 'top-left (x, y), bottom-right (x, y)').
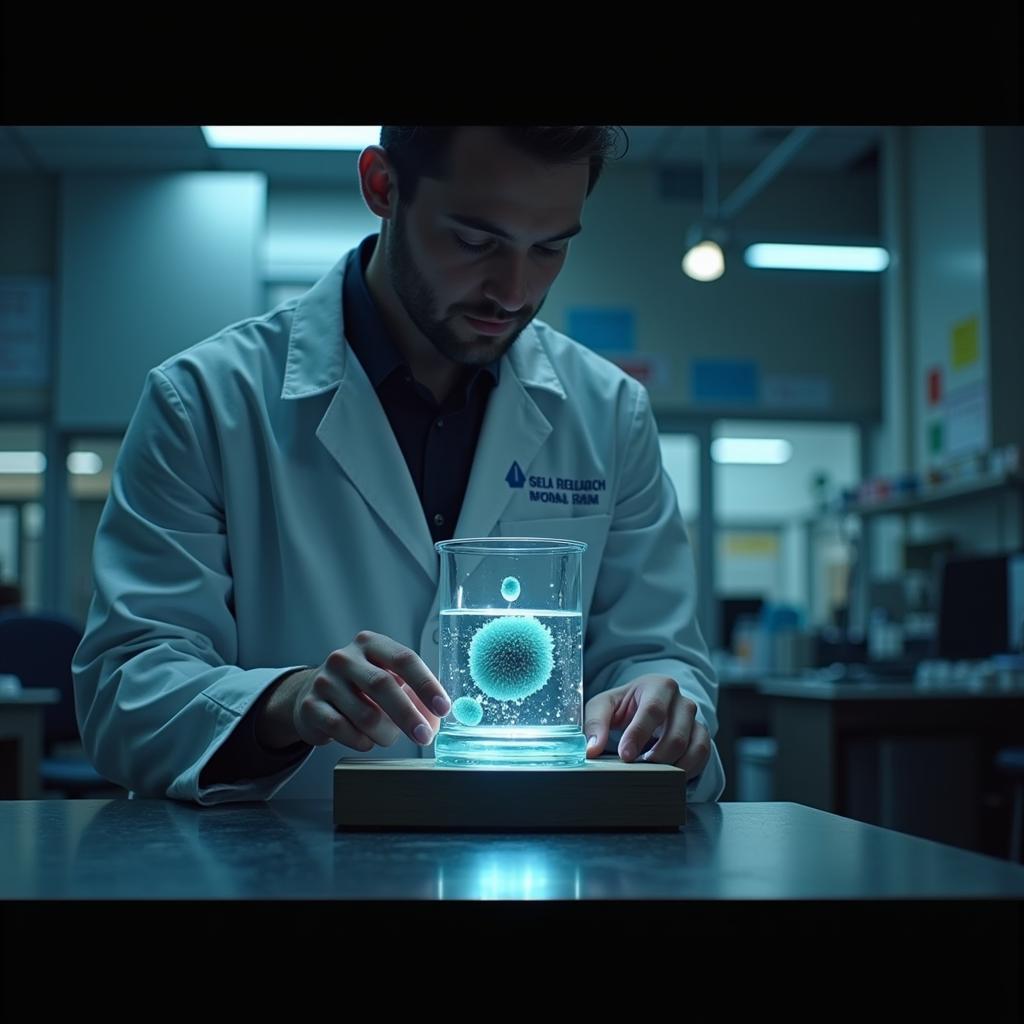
top-left (433, 513), bottom-right (445, 527)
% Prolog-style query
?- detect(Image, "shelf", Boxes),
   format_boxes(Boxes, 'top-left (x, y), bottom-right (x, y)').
top-left (817, 472), bottom-right (1024, 520)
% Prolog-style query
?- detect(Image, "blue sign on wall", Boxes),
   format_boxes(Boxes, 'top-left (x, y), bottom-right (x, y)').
top-left (691, 359), bottom-right (760, 404)
top-left (566, 308), bottom-right (636, 352)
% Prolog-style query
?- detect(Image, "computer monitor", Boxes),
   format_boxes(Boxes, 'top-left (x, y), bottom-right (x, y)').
top-left (936, 552), bottom-right (1014, 660)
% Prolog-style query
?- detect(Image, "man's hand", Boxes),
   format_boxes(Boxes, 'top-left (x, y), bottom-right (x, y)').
top-left (258, 631), bottom-right (451, 752)
top-left (583, 674), bottom-right (711, 774)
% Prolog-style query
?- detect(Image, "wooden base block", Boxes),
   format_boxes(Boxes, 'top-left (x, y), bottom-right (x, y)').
top-left (333, 756), bottom-right (687, 830)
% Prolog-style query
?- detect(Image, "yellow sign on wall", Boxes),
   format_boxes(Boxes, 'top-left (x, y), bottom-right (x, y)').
top-left (951, 315), bottom-right (980, 370)
top-left (725, 533), bottom-right (779, 557)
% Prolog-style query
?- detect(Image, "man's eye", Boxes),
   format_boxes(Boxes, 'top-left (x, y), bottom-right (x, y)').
top-left (454, 234), bottom-right (492, 252)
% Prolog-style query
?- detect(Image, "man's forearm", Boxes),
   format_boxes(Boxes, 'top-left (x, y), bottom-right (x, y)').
top-left (255, 667), bottom-right (315, 749)
top-left (200, 668), bottom-right (314, 785)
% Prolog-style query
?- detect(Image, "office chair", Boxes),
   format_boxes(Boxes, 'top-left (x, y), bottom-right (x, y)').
top-left (995, 746), bottom-right (1024, 862)
top-left (0, 611), bottom-right (120, 797)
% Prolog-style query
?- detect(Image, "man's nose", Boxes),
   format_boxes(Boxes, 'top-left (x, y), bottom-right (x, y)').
top-left (482, 251), bottom-right (529, 313)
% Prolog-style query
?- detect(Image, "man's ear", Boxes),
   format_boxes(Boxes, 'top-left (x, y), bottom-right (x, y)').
top-left (358, 145), bottom-right (398, 220)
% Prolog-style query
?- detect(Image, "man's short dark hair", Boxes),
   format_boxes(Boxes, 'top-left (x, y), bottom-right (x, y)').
top-left (379, 126), bottom-right (628, 205)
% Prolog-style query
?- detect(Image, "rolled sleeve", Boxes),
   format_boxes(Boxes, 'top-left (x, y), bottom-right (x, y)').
top-left (582, 384), bottom-right (725, 802)
top-left (73, 368), bottom-right (312, 804)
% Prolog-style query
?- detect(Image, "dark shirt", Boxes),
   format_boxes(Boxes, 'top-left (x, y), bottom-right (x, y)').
top-left (342, 235), bottom-right (498, 542)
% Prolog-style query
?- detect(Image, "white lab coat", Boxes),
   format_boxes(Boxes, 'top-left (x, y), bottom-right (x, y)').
top-left (73, 249), bottom-right (725, 804)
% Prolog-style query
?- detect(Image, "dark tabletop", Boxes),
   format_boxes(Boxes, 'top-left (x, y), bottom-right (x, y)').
top-left (4, 798), bottom-right (1024, 901)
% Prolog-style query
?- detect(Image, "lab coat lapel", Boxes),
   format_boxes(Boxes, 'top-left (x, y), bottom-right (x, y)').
top-left (282, 250), bottom-right (437, 583)
top-left (316, 358), bottom-right (438, 584)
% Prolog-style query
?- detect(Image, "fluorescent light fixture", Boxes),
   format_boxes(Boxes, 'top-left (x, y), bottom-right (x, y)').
top-left (744, 243), bottom-right (890, 272)
top-left (712, 438), bottom-right (793, 465)
top-left (0, 451), bottom-right (103, 474)
top-left (682, 240), bottom-right (725, 282)
top-left (67, 451), bottom-right (103, 475)
top-left (0, 452), bottom-right (46, 474)
top-left (202, 126), bottom-right (380, 150)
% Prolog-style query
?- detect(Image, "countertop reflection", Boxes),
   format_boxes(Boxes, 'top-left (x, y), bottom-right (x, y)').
top-left (4, 798), bottom-right (1024, 900)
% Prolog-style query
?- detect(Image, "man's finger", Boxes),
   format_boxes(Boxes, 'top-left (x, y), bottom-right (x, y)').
top-left (675, 721), bottom-right (712, 776)
top-left (641, 700), bottom-right (696, 765)
top-left (300, 696), bottom-right (375, 751)
top-left (347, 688), bottom-right (403, 747)
top-left (358, 631), bottom-right (452, 718)
top-left (583, 689), bottom-right (618, 758)
top-left (617, 688), bottom-right (671, 762)
top-left (325, 646), bottom-right (432, 746)
top-left (399, 679), bottom-right (442, 732)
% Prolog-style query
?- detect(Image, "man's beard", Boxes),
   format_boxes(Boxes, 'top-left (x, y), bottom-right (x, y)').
top-left (385, 210), bottom-right (543, 367)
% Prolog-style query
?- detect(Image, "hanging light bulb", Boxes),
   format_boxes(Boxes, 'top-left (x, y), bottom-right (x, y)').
top-left (681, 222), bottom-right (727, 282)
top-left (678, 125), bottom-right (822, 282)
top-left (682, 238), bottom-right (725, 281)
top-left (681, 127), bottom-right (727, 282)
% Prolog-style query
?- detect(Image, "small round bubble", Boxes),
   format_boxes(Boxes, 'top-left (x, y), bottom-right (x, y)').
top-left (452, 695), bottom-right (484, 726)
top-left (500, 576), bottom-right (521, 602)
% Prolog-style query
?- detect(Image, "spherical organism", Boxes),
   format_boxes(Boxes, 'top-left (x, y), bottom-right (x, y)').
top-left (500, 575), bottom-right (521, 602)
top-left (468, 614), bottom-right (553, 701)
top-left (452, 695), bottom-right (484, 726)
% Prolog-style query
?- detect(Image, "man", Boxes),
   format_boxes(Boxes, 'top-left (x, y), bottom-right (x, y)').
top-left (73, 126), bottom-right (724, 803)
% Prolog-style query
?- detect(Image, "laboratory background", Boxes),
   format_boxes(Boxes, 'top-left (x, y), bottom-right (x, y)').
top-left (0, 125), bottom-right (1023, 861)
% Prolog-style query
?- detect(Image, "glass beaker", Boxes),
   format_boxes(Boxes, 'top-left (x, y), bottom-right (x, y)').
top-left (434, 537), bottom-right (588, 768)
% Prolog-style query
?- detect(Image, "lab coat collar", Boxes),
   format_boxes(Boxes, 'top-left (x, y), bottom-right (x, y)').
top-left (284, 248), bottom-right (567, 583)
top-left (281, 252), bottom-right (350, 400)
top-left (281, 248), bottom-right (566, 402)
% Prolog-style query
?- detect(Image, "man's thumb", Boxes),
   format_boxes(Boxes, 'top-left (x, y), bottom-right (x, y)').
top-left (583, 697), bottom-right (611, 758)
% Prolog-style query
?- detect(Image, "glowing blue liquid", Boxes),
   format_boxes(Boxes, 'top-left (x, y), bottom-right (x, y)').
top-left (437, 608), bottom-right (585, 767)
